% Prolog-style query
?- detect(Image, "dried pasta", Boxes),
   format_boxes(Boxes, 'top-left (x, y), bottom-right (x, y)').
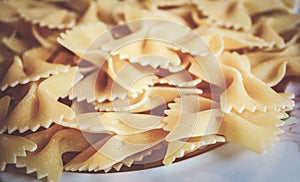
top-left (0, 0), bottom-right (299, 181)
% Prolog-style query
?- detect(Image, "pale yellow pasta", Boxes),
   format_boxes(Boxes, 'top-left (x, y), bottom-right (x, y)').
top-left (77, 1), bottom-right (100, 25)
top-left (95, 87), bottom-right (202, 112)
top-left (252, 14), bottom-right (300, 48)
top-left (104, 143), bottom-right (162, 172)
top-left (246, 44), bottom-right (300, 86)
top-left (0, 0), bottom-right (299, 181)
top-left (97, 0), bottom-right (144, 24)
top-left (243, 0), bottom-right (299, 14)
top-left (193, 0), bottom-right (299, 30)
top-left (219, 52), bottom-right (295, 113)
top-left (246, 43), bottom-right (300, 67)
top-left (69, 67), bottom-right (130, 103)
top-left (144, 0), bottom-right (191, 10)
top-left (17, 0), bottom-right (77, 29)
top-left (59, 112), bottom-right (165, 135)
top-left (0, 96), bottom-right (10, 123)
top-left (163, 95), bottom-right (287, 153)
top-left (0, 68), bottom-right (82, 133)
top-left (65, 129), bottom-right (168, 172)
top-left (144, 1), bottom-right (197, 27)
top-left (0, 49), bottom-right (70, 91)
top-left (165, 109), bottom-right (223, 141)
top-left (218, 110), bottom-right (286, 153)
top-left (123, 5), bottom-right (187, 25)
top-left (158, 69), bottom-right (202, 87)
top-left (113, 39), bottom-right (182, 69)
top-left (163, 135), bottom-right (225, 165)
top-left (57, 22), bottom-right (108, 58)
top-left (16, 128), bottom-right (90, 182)
top-left (0, 1), bottom-right (20, 23)
top-left (194, 25), bottom-right (268, 51)
top-left (106, 55), bottom-right (158, 94)
top-left (194, 0), bottom-right (251, 30)
top-left (0, 134), bottom-right (37, 171)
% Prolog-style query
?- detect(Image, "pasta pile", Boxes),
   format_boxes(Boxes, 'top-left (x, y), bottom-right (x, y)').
top-left (0, 0), bottom-right (300, 181)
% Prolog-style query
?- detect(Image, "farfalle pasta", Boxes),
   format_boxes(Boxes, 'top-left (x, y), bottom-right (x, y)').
top-left (0, 0), bottom-right (299, 182)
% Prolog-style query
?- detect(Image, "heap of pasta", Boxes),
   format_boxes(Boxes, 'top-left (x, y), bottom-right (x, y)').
top-left (0, 0), bottom-right (299, 181)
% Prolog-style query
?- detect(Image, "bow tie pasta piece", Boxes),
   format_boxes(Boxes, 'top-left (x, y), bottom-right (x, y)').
top-left (16, 128), bottom-right (90, 182)
top-left (106, 55), bottom-right (158, 94)
top-left (144, 1), bottom-right (197, 28)
top-left (123, 5), bottom-right (187, 25)
top-left (0, 68), bottom-right (82, 133)
top-left (219, 110), bottom-right (286, 154)
top-left (164, 95), bottom-right (288, 153)
top-left (69, 66), bottom-right (133, 103)
top-left (246, 44), bottom-right (300, 86)
top-left (70, 55), bottom-right (158, 103)
top-left (252, 14), bottom-right (300, 48)
top-left (163, 135), bottom-right (225, 165)
top-left (77, 1), bottom-right (100, 25)
top-left (243, 0), bottom-right (299, 14)
top-left (62, 112), bottom-right (165, 135)
top-left (219, 53), bottom-right (295, 113)
top-left (0, 96), bottom-right (38, 170)
top-left (194, 0), bottom-right (251, 30)
top-left (193, 0), bottom-right (299, 30)
top-left (97, 0), bottom-right (144, 24)
top-left (0, 1), bottom-right (20, 23)
top-left (0, 48), bottom-right (70, 91)
top-left (246, 44), bottom-right (300, 67)
top-left (57, 22), bottom-right (109, 58)
top-left (65, 129), bottom-right (168, 172)
top-left (0, 134), bottom-right (37, 171)
top-left (95, 87), bottom-right (202, 112)
top-left (183, 53), bottom-right (224, 87)
top-left (113, 39), bottom-right (182, 70)
top-left (17, 0), bottom-right (77, 29)
top-left (194, 26), bottom-right (269, 51)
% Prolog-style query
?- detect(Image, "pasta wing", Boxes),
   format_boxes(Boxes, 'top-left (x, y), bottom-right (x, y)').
top-left (17, 1), bottom-right (77, 29)
top-left (194, 0), bottom-right (251, 30)
top-left (16, 128), bottom-right (90, 182)
top-left (0, 50), bottom-right (70, 91)
top-left (219, 110), bottom-right (286, 153)
top-left (0, 68), bottom-right (82, 133)
top-left (163, 135), bottom-right (225, 165)
top-left (65, 129), bottom-right (168, 172)
top-left (95, 87), bottom-right (202, 112)
top-left (252, 14), bottom-right (300, 48)
top-left (247, 44), bottom-right (300, 86)
top-left (219, 52), bottom-right (295, 113)
top-left (63, 112), bottom-right (165, 135)
top-left (57, 22), bottom-right (108, 58)
top-left (0, 134), bottom-right (37, 171)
